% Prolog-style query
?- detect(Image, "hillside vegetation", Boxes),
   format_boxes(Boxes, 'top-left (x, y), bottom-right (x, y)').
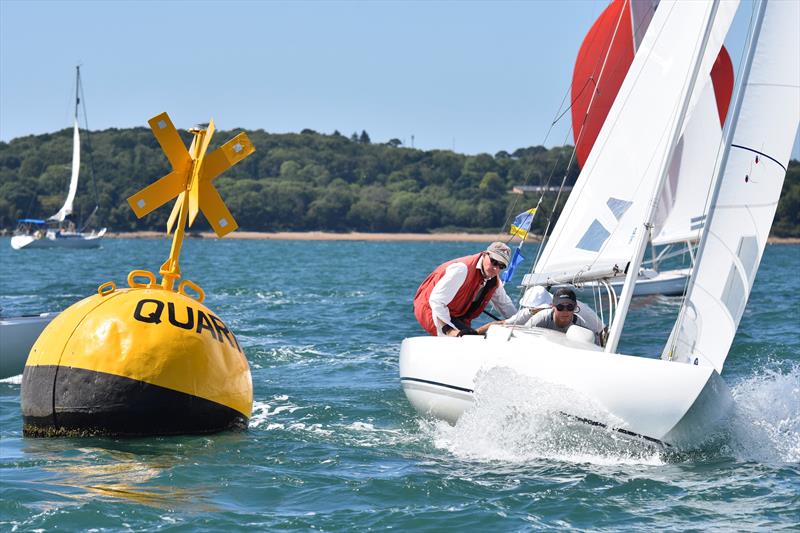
top-left (1, 127), bottom-right (797, 237)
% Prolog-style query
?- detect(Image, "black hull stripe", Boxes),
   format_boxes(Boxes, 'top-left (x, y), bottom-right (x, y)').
top-left (400, 376), bottom-right (474, 394)
top-left (731, 144), bottom-right (787, 172)
top-left (400, 376), bottom-right (669, 447)
top-left (560, 412), bottom-right (670, 447)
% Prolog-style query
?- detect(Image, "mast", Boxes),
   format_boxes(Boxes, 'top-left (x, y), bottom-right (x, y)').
top-left (74, 65), bottom-right (80, 121)
top-left (48, 65), bottom-right (82, 223)
top-left (605, 0), bottom-right (722, 353)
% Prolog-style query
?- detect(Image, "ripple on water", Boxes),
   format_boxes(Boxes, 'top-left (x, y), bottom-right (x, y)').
top-left (1, 239), bottom-right (798, 530)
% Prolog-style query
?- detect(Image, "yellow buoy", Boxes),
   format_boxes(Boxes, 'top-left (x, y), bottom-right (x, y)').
top-left (22, 114), bottom-right (256, 437)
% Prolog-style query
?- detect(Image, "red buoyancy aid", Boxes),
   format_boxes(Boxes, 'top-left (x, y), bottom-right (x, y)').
top-left (413, 253), bottom-right (499, 336)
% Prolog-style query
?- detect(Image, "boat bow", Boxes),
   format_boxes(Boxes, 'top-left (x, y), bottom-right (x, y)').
top-left (400, 327), bottom-right (731, 447)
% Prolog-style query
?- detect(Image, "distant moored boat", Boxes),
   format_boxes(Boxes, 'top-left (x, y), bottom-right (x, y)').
top-left (11, 65), bottom-right (106, 251)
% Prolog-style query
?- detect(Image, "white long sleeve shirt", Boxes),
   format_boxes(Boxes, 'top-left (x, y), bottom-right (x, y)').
top-left (428, 261), bottom-right (516, 335)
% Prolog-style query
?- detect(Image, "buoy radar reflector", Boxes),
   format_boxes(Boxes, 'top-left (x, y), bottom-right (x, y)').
top-left (21, 113), bottom-right (256, 437)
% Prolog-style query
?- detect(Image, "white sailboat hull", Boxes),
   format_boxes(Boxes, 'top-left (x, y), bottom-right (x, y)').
top-left (622, 268), bottom-right (690, 296)
top-left (11, 228), bottom-right (106, 250)
top-left (0, 313), bottom-right (57, 379)
top-left (576, 268), bottom-right (691, 297)
top-left (399, 326), bottom-right (732, 448)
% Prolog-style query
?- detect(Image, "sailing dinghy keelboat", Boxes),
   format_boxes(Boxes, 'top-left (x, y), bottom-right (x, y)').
top-left (399, 0), bottom-right (799, 448)
top-left (10, 66), bottom-right (106, 250)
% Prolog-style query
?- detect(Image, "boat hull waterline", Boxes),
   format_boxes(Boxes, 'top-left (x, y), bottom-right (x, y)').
top-left (399, 326), bottom-right (732, 448)
top-left (10, 228), bottom-right (106, 250)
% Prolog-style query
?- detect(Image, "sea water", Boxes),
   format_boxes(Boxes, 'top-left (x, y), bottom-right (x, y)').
top-left (0, 238), bottom-right (797, 530)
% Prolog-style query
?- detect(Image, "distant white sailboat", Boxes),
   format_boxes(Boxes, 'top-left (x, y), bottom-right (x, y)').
top-left (400, 0), bottom-right (799, 448)
top-left (10, 66), bottom-right (106, 250)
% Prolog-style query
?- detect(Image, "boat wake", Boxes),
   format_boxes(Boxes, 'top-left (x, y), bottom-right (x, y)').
top-left (425, 363), bottom-right (799, 466)
top-left (249, 396), bottom-right (306, 430)
top-left (0, 374), bottom-right (22, 385)
top-left (723, 362), bottom-right (800, 463)
top-left (427, 367), bottom-right (666, 466)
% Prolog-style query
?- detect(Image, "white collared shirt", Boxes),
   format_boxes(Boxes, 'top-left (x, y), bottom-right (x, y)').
top-left (429, 260), bottom-right (516, 335)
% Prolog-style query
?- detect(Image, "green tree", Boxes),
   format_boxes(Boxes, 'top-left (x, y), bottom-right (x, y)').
top-left (479, 171), bottom-right (505, 199)
top-left (306, 181), bottom-right (353, 230)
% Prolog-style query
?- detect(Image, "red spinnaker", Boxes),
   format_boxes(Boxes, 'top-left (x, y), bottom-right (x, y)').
top-left (571, 0), bottom-right (734, 169)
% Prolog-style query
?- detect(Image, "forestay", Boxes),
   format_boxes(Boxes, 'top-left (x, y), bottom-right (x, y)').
top-left (663, 0), bottom-right (800, 372)
top-left (529, 0), bottom-right (737, 285)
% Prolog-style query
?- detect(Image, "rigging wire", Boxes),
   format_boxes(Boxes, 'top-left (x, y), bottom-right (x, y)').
top-left (496, 2), bottom-right (617, 251)
top-left (488, 1), bottom-right (637, 325)
top-left (531, 0), bottom-right (639, 273)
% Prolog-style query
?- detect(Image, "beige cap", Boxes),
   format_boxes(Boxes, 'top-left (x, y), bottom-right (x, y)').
top-left (486, 241), bottom-right (511, 267)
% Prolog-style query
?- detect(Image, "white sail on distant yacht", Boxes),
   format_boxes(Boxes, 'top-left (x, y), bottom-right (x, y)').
top-left (400, 0), bottom-right (799, 448)
top-left (10, 66), bottom-right (106, 250)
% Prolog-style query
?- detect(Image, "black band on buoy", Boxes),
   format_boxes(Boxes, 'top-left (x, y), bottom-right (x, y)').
top-left (22, 365), bottom-right (247, 437)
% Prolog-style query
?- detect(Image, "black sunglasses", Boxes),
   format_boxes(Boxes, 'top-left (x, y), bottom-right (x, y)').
top-left (489, 258), bottom-right (507, 269)
top-left (555, 303), bottom-right (575, 312)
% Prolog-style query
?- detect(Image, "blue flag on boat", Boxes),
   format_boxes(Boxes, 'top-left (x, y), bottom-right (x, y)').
top-left (509, 208), bottom-right (537, 239)
top-left (500, 247), bottom-right (524, 283)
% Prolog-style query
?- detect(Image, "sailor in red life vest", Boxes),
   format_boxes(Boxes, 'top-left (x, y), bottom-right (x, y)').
top-left (413, 242), bottom-right (517, 337)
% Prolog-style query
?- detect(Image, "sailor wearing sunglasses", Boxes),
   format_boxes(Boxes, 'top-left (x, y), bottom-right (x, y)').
top-left (526, 287), bottom-right (598, 344)
top-left (413, 242), bottom-right (517, 337)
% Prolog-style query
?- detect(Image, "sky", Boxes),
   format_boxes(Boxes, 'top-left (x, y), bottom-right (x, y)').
top-left (1, 0), bottom-right (798, 158)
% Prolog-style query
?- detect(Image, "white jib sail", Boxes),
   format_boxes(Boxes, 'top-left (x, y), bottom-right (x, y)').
top-left (652, 76), bottom-right (723, 246)
top-left (530, 0), bottom-right (737, 285)
top-left (49, 118), bottom-right (81, 222)
top-left (663, 0), bottom-right (800, 372)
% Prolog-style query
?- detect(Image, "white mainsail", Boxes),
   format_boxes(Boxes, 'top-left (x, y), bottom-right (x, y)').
top-left (529, 0), bottom-right (737, 285)
top-left (663, 0), bottom-right (800, 372)
top-left (49, 118), bottom-right (81, 222)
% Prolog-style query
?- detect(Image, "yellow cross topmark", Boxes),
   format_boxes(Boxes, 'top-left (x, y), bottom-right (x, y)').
top-left (126, 112), bottom-right (254, 238)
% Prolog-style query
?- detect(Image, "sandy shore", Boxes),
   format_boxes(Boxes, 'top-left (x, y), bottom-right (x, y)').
top-left (105, 230), bottom-right (800, 244)
top-left (105, 231), bottom-right (519, 242)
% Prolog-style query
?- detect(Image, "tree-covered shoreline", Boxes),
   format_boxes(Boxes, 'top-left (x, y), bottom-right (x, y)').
top-left (1, 127), bottom-right (797, 237)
